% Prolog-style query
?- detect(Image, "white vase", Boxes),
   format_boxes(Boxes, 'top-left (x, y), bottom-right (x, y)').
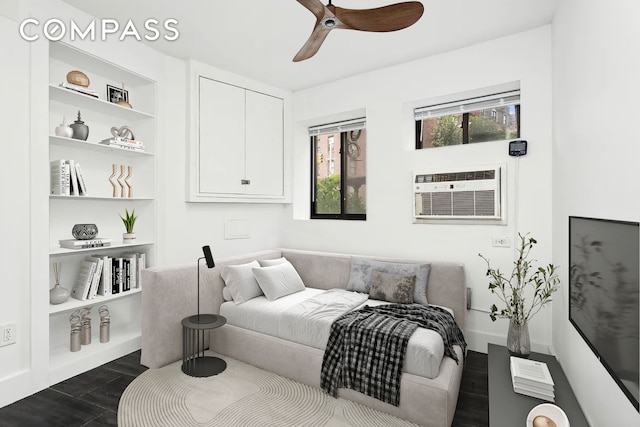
top-left (123, 232), bottom-right (136, 244)
top-left (55, 123), bottom-right (73, 138)
top-left (49, 283), bottom-right (70, 304)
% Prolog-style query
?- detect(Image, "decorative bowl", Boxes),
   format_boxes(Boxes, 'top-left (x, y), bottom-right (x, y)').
top-left (66, 70), bottom-right (90, 87)
top-left (72, 223), bottom-right (98, 240)
top-left (527, 403), bottom-right (570, 427)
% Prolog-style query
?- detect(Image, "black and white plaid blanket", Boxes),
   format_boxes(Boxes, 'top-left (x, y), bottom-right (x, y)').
top-left (320, 303), bottom-right (467, 406)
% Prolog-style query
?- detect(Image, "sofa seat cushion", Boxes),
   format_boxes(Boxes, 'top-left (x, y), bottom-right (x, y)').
top-left (219, 288), bottom-right (447, 379)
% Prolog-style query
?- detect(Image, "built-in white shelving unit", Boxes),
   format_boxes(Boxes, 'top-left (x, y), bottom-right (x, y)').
top-left (47, 41), bottom-right (157, 383)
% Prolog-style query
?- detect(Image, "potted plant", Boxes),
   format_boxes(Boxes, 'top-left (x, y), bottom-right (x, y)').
top-left (479, 233), bottom-right (560, 358)
top-left (119, 208), bottom-right (137, 244)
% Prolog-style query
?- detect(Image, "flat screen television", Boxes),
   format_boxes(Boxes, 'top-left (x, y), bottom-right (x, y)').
top-left (569, 216), bottom-right (639, 411)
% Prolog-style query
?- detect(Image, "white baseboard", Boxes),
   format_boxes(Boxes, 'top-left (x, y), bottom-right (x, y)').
top-left (0, 369), bottom-right (43, 409)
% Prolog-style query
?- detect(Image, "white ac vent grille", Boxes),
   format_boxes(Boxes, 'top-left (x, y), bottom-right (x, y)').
top-left (414, 167), bottom-right (501, 220)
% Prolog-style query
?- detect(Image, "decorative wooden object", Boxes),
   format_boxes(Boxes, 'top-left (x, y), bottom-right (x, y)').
top-left (116, 83), bottom-right (132, 109)
top-left (125, 166), bottom-right (133, 198)
top-left (118, 165), bottom-right (127, 198)
top-left (66, 70), bottom-right (89, 87)
top-left (109, 164), bottom-right (120, 197)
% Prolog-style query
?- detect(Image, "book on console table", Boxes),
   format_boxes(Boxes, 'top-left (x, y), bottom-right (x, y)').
top-left (510, 356), bottom-right (555, 401)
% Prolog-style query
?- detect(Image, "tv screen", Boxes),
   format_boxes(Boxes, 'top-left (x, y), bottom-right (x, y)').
top-left (569, 216), bottom-right (639, 410)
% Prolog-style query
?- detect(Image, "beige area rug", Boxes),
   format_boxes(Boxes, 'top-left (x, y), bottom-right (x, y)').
top-left (118, 352), bottom-right (418, 427)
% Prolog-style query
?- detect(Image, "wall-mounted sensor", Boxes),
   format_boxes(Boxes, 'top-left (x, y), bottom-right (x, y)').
top-left (509, 140), bottom-right (527, 156)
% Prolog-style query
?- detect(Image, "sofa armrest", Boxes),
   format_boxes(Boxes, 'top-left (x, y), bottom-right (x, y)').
top-left (141, 264), bottom-right (202, 368)
top-left (140, 250), bottom-right (282, 368)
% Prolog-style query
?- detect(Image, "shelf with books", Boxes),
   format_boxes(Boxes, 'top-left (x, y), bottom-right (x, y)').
top-left (49, 288), bottom-right (141, 315)
top-left (49, 84), bottom-right (154, 120)
top-left (50, 135), bottom-right (154, 157)
top-left (49, 241), bottom-right (154, 257)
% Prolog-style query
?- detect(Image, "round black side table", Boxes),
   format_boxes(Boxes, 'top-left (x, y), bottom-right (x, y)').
top-left (181, 314), bottom-right (227, 377)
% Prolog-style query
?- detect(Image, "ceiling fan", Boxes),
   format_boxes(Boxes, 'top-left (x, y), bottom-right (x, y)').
top-left (293, 0), bottom-right (424, 62)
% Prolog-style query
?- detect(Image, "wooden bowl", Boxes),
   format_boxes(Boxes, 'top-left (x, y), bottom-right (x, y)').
top-left (66, 70), bottom-right (90, 87)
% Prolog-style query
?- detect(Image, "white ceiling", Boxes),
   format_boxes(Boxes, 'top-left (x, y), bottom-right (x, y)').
top-left (61, 0), bottom-right (559, 91)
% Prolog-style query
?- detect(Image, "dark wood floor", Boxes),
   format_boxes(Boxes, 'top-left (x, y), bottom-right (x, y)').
top-left (0, 350), bottom-right (488, 427)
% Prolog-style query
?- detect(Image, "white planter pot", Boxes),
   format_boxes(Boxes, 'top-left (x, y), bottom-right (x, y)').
top-left (123, 232), bottom-right (136, 244)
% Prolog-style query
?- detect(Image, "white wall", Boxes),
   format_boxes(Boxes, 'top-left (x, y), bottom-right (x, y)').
top-left (0, 11), bottom-right (33, 407)
top-left (155, 55), bottom-right (287, 265)
top-left (283, 27), bottom-right (554, 353)
top-left (0, 0), bottom-right (287, 408)
top-left (552, 0), bottom-right (640, 424)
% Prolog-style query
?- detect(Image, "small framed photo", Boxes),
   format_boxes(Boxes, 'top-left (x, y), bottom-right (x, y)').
top-left (107, 84), bottom-right (129, 104)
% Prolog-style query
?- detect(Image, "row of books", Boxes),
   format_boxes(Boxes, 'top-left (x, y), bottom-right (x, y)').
top-left (70, 252), bottom-right (146, 301)
top-left (100, 137), bottom-right (146, 152)
top-left (510, 356), bottom-right (555, 401)
top-left (50, 159), bottom-right (87, 196)
top-left (59, 82), bottom-right (98, 98)
top-left (59, 238), bottom-right (112, 249)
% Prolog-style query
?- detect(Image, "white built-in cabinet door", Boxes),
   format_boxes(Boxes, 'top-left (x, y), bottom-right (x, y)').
top-left (197, 77), bottom-right (284, 198)
top-left (245, 89), bottom-right (283, 196)
top-left (198, 77), bottom-right (246, 194)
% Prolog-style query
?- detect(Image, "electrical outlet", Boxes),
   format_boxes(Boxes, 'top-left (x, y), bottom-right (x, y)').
top-left (1, 322), bottom-right (16, 347)
top-left (492, 237), bottom-right (511, 248)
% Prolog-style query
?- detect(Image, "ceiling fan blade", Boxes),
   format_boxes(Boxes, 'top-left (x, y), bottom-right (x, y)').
top-left (293, 22), bottom-right (332, 62)
top-left (332, 1), bottom-right (424, 32)
top-left (296, 0), bottom-right (328, 20)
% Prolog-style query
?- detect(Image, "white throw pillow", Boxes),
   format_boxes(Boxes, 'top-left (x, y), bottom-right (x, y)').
top-left (221, 260), bottom-right (263, 304)
top-left (258, 257), bottom-right (288, 267)
top-left (252, 261), bottom-right (305, 301)
top-left (222, 286), bottom-right (232, 301)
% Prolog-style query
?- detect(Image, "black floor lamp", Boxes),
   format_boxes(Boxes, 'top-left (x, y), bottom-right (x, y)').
top-left (189, 245), bottom-right (216, 324)
top-left (181, 245), bottom-right (227, 377)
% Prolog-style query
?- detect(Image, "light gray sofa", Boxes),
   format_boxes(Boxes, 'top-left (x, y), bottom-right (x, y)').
top-left (141, 248), bottom-right (466, 427)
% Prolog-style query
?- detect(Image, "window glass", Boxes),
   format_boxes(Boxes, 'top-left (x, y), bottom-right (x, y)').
top-left (345, 129), bottom-right (366, 215)
top-left (419, 114), bottom-right (463, 148)
top-left (314, 133), bottom-right (342, 215)
top-left (415, 90), bottom-right (520, 149)
top-left (310, 122), bottom-right (366, 220)
top-left (469, 106), bottom-right (518, 143)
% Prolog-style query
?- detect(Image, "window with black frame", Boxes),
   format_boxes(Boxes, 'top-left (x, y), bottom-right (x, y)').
top-left (415, 90), bottom-right (520, 149)
top-left (310, 119), bottom-right (366, 220)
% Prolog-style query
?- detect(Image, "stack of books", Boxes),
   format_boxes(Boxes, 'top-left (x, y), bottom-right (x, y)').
top-left (50, 159), bottom-right (88, 196)
top-left (510, 356), bottom-right (555, 401)
top-left (100, 137), bottom-right (146, 152)
top-left (59, 82), bottom-right (98, 98)
top-left (70, 252), bottom-right (146, 300)
top-left (59, 238), bottom-right (112, 249)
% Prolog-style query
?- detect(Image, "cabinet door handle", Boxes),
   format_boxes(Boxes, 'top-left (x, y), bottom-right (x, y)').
top-left (241, 179), bottom-right (251, 185)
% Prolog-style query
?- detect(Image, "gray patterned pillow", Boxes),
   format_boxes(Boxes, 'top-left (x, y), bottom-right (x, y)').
top-left (346, 257), bottom-right (430, 305)
top-left (369, 271), bottom-right (415, 304)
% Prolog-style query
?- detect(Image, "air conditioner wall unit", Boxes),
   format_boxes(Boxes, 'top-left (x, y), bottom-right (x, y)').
top-left (413, 166), bottom-right (502, 220)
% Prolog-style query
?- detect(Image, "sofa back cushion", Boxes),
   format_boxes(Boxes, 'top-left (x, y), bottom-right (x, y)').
top-left (346, 257), bottom-right (430, 305)
top-left (281, 250), bottom-right (352, 290)
top-left (280, 249), bottom-right (466, 334)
